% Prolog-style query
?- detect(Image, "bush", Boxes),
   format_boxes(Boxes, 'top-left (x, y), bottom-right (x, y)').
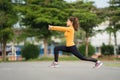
top-left (101, 44), bottom-right (114, 55)
top-left (21, 44), bottom-right (39, 60)
top-left (78, 44), bottom-right (95, 56)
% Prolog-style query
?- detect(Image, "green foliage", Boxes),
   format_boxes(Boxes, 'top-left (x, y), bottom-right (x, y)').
top-left (0, 0), bottom-right (18, 27)
top-left (69, 1), bottom-right (100, 37)
top-left (78, 44), bottom-right (95, 56)
top-left (0, 0), bottom-right (18, 61)
top-left (109, 0), bottom-right (120, 8)
top-left (17, 0), bottom-right (101, 39)
top-left (108, 0), bottom-right (120, 47)
top-left (17, 0), bottom-right (69, 38)
top-left (95, 8), bottom-right (109, 22)
top-left (16, 0), bottom-right (70, 56)
top-left (108, 0), bottom-right (120, 31)
top-left (0, 0), bottom-right (18, 41)
top-left (105, 26), bottom-right (115, 34)
top-left (79, 12), bottom-right (99, 35)
top-left (101, 44), bottom-right (114, 55)
top-left (21, 43), bottom-right (39, 60)
top-left (0, 28), bottom-right (14, 41)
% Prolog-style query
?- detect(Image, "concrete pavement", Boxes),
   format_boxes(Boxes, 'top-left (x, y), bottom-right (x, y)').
top-left (0, 61), bottom-right (120, 80)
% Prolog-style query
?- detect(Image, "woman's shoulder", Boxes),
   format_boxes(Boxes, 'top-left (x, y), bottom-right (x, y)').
top-left (67, 27), bottom-right (74, 32)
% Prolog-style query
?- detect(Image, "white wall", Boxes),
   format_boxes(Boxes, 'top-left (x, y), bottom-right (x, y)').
top-left (91, 21), bottom-right (120, 47)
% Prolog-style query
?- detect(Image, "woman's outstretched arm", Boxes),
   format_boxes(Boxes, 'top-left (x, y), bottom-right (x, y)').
top-left (48, 25), bottom-right (69, 32)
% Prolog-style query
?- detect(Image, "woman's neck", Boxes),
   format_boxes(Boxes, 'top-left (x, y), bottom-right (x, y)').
top-left (69, 25), bottom-right (73, 27)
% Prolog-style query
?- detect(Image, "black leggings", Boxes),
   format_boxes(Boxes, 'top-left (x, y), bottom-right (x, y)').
top-left (54, 45), bottom-right (97, 63)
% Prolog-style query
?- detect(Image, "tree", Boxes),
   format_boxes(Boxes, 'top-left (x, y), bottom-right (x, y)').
top-left (16, 0), bottom-right (103, 57)
top-left (79, 12), bottom-right (99, 57)
top-left (108, 0), bottom-right (120, 55)
top-left (70, 1), bottom-right (100, 56)
top-left (17, 0), bottom-right (69, 56)
top-left (0, 0), bottom-right (18, 61)
top-left (109, 0), bottom-right (120, 7)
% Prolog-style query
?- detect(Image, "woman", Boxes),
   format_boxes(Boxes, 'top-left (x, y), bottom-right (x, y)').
top-left (48, 17), bottom-right (103, 68)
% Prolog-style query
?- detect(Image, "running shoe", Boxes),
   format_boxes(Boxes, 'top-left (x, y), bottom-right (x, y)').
top-left (49, 62), bottom-right (59, 68)
top-left (93, 61), bottom-right (103, 68)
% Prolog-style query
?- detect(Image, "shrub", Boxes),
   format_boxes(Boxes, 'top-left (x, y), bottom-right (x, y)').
top-left (78, 44), bottom-right (95, 56)
top-left (101, 44), bottom-right (114, 55)
top-left (21, 44), bottom-right (39, 60)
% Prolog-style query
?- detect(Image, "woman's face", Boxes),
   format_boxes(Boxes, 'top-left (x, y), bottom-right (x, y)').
top-left (66, 19), bottom-right (73, 27)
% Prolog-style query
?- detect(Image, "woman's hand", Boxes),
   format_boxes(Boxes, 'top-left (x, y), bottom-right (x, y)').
top-left (48, 25), bottom-right (53, 30)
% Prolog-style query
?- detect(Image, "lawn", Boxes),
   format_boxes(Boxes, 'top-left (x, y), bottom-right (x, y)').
top-left (104, 62), bottom-right (120, 67)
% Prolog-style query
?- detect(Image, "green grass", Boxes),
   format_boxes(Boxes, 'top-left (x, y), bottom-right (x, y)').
top-left (105, 63), bottom-right (120, 67)
top-left (27, 56), bottom-right (79, 61)
top-left (37, 55), bottom-right (120, 61)
top-left (99, 55), bottom-right (120, 61)
top-left (0, 60), bottom-right (2, 62)
top-left (2, 55), bottom-right (120, 62)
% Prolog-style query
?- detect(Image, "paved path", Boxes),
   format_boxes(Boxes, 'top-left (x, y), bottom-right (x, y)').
top-left (0, 61), bottom-right (120, 80)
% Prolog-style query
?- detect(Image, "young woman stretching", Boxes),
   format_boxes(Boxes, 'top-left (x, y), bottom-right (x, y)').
top-left (48, 17), bottom-right (103, 68)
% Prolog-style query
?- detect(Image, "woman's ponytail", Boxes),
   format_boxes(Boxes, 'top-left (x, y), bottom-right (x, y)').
top-left (69, 17), bottom-right (79, 31)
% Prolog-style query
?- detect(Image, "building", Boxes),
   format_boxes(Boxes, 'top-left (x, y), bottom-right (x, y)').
top-left (91, 21), bottom-right (120, 47)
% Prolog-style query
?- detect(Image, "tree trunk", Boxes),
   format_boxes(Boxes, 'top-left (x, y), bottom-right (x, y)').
top-left (2, 40), bottom-right (7, 61)
top-left (109, 33), bottom-right (112, 45)
top-left (85, 34), bottom-right (89, 57)
top-left (113, 32), bottom-right (117, 56)
top-left (114, 32), bottom-right (117, 46)
top-left (43, 38), bottom-right (48, 56)
top-left (0, 41), bottom-right (2, 60)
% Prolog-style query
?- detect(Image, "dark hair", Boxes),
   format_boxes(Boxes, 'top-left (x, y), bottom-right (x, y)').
top-left (68, 16), bottom-right (79, 31)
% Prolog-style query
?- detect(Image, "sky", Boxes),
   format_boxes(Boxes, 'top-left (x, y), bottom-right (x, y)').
top-left (65, 0), bottom-right (109, 8)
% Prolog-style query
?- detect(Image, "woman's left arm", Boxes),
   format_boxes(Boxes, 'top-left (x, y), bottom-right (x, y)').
top-left (49, 25), bottom-right (69, 32)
